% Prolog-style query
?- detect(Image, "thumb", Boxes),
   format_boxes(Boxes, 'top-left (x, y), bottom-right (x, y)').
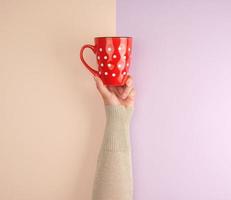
top-left (94, 76), bottom-right (111, 99)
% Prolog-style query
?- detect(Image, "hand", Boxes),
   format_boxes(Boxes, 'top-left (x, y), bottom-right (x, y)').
top-left (94, 75), bottom-right (135, 107)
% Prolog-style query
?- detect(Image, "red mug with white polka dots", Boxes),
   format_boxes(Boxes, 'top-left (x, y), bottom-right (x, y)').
top-left (80, 37), bottom-right (132, 86)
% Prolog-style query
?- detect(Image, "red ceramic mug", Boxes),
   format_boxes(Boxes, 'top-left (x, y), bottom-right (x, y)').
top-left (80, 37), bottom-right (132, 86)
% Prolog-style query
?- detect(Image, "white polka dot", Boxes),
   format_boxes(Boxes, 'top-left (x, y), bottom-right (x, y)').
top-left (117, 64), bottom-right (122, 68)
top-left (104, 56), bottom-right (108, 60)
top-left (123, 55), bottom-right (126, 59)
top-left (100, 63), bottom-right (104, 67)
top-left (99, 71), bottom-right (101, 75)
top-left (123, 71), bottom-right (127, 75)
top-left (107, 47), bottom-right (112, 52)
top-left (107, 63), bottom-right (112, 67)
top-left (118, 46), bottom-right (122, 51)
top-left (104, 71), bottom-right (108, 75)
top-left (126, 63), bottom-right (129, 67)
top-left (113, 54), bottom-right (117, 59)
top-left (97, 56), bottom-right (100, 60)
top-left (112, 73), bottom-right (116, 77)
top-left (99, 48), bottom-right (103, 52)
top-left (128, 47), bottom-right (131, 51)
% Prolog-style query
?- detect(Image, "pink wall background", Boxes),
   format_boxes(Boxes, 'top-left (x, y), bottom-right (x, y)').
top-left (117, 0), bottom-right (231, 199)
top-left (0, 1), bottom-right (115, 199)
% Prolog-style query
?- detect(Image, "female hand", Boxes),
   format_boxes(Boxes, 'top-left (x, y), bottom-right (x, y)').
top-left (94, 75), bottom-right (135, 108)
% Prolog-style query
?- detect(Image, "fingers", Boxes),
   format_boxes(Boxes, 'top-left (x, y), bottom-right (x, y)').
top-left (128, 88), bottom-right (136, 98)
top-left (125, 87), bottom-right (136, 106)
top-left (107, 86), bottom-right (120, 97)
top-left (116, 87), bottom-right (124, 95)
top-left (121, 75), bottom-right (134, 99)
top-left (126, 75), bottom-right (133, 87)
top-left (94, 76), bottom-right (111, 99)
top-left (94, 74), bottom-right (135, 105)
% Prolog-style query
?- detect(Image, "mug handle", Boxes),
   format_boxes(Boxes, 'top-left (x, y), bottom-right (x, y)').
top-left (80, 44), bottom-right (99, 77)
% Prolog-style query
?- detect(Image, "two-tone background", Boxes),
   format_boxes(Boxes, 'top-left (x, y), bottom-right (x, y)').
top-left (1, 0), bottom-right (231, 199)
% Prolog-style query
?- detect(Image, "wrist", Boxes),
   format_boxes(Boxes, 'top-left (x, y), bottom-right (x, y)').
top-left (105, 105), bottom-right (133, 125)
top-left (103, 105), bottom-right (134, 152)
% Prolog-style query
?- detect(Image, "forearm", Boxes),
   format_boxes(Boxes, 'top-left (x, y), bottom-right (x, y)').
top-left (92, 105), bottom-right (133, 200)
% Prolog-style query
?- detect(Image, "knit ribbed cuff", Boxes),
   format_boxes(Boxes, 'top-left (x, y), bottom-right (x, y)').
top-left (102, 105), bottom-right (134, 152)
top-left (105, 105), bottom-right (133, 125)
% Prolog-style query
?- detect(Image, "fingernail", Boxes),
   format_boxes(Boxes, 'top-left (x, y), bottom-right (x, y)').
top-left (126, 80), bottom-right (131, 86)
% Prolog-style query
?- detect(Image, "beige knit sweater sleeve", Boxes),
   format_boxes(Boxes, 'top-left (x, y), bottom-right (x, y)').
top-left (92, 105), bottom-right (133, 200)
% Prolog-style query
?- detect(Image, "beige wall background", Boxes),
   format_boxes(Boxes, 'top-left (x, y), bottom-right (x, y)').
top-left (0, 0), bottom-right (115, 199)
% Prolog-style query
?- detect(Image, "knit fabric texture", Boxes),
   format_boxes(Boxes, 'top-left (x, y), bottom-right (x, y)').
top-left (92, 105), bottom-right (133, 200)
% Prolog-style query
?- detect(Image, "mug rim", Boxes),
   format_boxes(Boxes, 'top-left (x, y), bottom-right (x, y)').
top-left (95, 36), bottom-right (132, 39)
